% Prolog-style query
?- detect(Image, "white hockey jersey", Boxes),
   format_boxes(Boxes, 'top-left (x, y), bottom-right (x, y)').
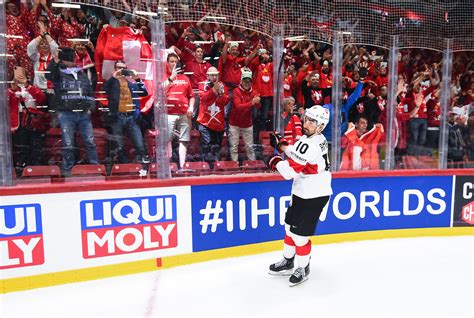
top-left (275, 133), bottom-right (333, 199)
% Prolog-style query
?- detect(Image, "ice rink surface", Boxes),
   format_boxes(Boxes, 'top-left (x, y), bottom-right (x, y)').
top-left (1, 236), bottom-right (473, 318)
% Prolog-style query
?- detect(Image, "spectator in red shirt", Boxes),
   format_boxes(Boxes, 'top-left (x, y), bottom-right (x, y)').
top-left (197, 67), bottom-right (230, 164)
top-left (5, 0), bottom-right (34, 79)
top-left (8, 71), bottom-right (49, 174)
top-left (249, 48), bottom-right (274, 139)
top-left (219, 39), bottom-right (259, 124)
top-left (165, 53), bottom-right (195, 169)
top-left (425, 89), bottom-right (441, 155)
top-left (281, 97), bottom-right (302, 145)
top-left (184, 46), bottom-right (211, 125)
top-left (228, 68), bottom-right (261, 162)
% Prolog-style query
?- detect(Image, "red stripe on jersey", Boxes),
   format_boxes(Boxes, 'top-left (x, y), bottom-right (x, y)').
top-left (288, 158), bottom-right (319, 174)
top-left (287, 158), bottom-right (306, 173)
top-left (302, 163), bottom-right (318, 174)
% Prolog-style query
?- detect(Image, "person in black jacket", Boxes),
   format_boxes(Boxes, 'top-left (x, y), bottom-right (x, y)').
top-left (46, 47), bottom-right (98, 175)
top-left (103, 60), bottom-right (149, 163)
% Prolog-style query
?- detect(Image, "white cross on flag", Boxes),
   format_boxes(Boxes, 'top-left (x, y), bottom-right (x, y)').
top-left (95, 26), bottom-right (155, 112)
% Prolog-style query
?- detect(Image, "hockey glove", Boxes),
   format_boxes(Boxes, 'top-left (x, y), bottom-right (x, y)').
top-left (269, 131), bottom-right (289, 152)
top-left (268, 155), bottom-right (283, 172)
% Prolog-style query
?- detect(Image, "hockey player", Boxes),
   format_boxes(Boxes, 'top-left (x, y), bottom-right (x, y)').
top-left (267, 105), bottom-right (332, 287)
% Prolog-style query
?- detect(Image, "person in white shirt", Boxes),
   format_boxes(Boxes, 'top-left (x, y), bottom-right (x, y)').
top-left (267, 105), bottom-right (332, 287)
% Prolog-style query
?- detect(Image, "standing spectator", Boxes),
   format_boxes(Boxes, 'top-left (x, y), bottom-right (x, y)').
top-left (164, 53), bottom-right (195, 170)
top-left (8, 69), bottom-right (49, 175)
top-left (76, 7), bottom-right (103, 46)
top-left (45, 47), bottom-right (98, 175)
top-left (228, 68), bottom-right (261, 162)
top-left (467, 110), bottom-right (474, 160)
top-left (27, 20), bottom-right (58, 92)
top-left (219, 39), bottom-right (259, 124)
top-left (103, 61), bottom-right (150, 164)
top-left (301, 72), bottom-right (331, 110)
top-left (72, 40), bottom-right (97, 91)
top-left (197, 67), bottom-right (230, 164)
top-left (425, 89), bottom-right (441, 155)
top-left (249, 48), bottom-right (274, 135)
top-left (102, 3), bottom-right (132, 28)
top-left (5, 0), bottom-right (34, 79)
top-left (281, 97), bottom-right (302, 145)
top-left (447, 110), bottom-right (469, 168)
top-left (402, 83), bottom-right (429, 156)
top-left (184, 46), bottom-right (211, 125)
top-left (52, 8), bottom-right (85, 48)
top-left (340, 117), bottom-right (384, 171)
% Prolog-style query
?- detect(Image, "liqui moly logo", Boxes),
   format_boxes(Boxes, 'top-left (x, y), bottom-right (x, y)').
top-left (0, 204), bottom-right (44, 269)
top-left (80, 195), bottom-right (178, 258)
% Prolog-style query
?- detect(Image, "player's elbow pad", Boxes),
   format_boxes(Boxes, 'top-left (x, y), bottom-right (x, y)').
top-left (276, 161), bottom-right (298, 180)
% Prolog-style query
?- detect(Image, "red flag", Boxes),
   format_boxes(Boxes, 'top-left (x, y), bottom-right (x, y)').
top-left (95, 26), bottom-right (155, 113)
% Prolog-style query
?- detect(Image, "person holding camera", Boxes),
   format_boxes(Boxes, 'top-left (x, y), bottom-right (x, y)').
top-left (45, 47), bottom-right (98, 175)
top-left (103, 60), bottom-right (150, 164)
top-left (196, 67), bottom-right (229, 165)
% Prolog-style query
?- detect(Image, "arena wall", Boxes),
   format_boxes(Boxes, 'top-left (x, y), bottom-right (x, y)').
top-left (1, 169), bottom-right (473, 293)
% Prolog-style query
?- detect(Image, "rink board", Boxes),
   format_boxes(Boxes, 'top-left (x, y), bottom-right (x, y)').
top-left (1, 172), bottom-right (473, 292)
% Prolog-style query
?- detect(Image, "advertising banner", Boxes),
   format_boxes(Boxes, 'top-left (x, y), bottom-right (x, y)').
top-left (191, 176), bottom-right (453, 251)
top-left (1, 186), bottom-right (192, 279)
top-left (0, 204), bottom-right (44, 269)
top-left (453, 175), bottom-right (474, 226)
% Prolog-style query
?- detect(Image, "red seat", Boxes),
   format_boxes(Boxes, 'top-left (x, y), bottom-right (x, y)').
top-left (109, 163), bottom-right (145, 179)
top-left (241, 160), bottom-right (267, 173)
top-left (148, 162), bottom-right (178, 178)
top-left (18, 165), bottom-right (61, 184)
top-left (22, 165), bottom-right (61, 178)
top-left (178, 161), bottom-right (211, 176)
top-left (213, 160), bottom-right (240, 175)
top-left (70, 164), bottom-right (107, 181)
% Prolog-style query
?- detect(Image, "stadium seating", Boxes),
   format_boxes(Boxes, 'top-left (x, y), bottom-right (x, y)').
top-left (241, 160), bottom-right (267, 173)
top-left (148, 162), bottom-right (178, 178)
top-left (70, 164), bottom-right (107, 181)
top-left (18, 165), bottom-right (61, 184)
top-left (177, 161), bottom-right (211, 176)
top-left (109, 163), bottom-right (146, 180)
top-left (213, 160), bottom-right (240, 175)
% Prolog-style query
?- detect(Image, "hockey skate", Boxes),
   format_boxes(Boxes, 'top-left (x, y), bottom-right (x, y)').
top-left (289, 263), bottom-right (310, 287)
top-left (268, 257), bottom-right (294, 276)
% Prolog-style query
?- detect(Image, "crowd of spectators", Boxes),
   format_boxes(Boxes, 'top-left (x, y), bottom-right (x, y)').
top-left (5, 0), bottom-right (474, 178)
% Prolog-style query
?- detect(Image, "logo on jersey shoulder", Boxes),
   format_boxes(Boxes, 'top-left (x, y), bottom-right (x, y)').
top-left (319, 140), bottom-right (328, 152)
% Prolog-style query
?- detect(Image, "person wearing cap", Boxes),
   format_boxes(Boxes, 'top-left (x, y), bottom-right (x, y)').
top-left (219, 38), bottom-right (260, 126)
top-left (196, 67), bottom-right (229, 164)
top-left (103, 60), bottom-right (150, 164)
top-left (228, 68), bottom-right (261, 162)
top-left (266, 105), bottom-right (332, 287)
top-left (165, 53), bottom-right (195, 170)
top-left (45, 47), bottom-right (98, 175)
